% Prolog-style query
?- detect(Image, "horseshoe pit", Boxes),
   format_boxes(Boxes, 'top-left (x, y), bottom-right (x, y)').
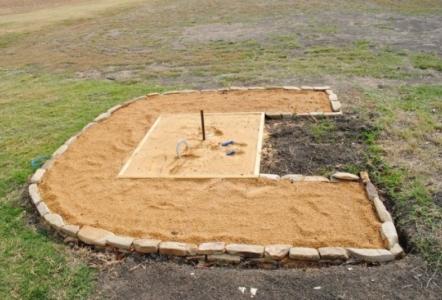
top-left (30, 87), bottom-right (403, 267)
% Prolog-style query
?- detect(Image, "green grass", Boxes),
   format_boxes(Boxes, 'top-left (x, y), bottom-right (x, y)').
top-left (411, 53), bottom-right (442, 71)
top-left (360, 85), bottom-right (442, 270)
top-left (1, 0), bottom-right (442, 298)
top-left (0, 69), bottom-right (178, 298)
top-left (0, 196), bottom-right (95, 299)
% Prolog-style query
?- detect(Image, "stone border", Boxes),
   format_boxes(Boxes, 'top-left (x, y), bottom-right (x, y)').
top-left (29, 88), bottom-right (405, 268)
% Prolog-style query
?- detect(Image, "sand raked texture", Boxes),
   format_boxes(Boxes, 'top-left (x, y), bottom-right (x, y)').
top-left (39, 90), bottom-right (382, 248)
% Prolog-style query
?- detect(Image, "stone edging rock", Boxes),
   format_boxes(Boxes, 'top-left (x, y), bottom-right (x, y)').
top-left (29, 89), bottom-right (403, 268)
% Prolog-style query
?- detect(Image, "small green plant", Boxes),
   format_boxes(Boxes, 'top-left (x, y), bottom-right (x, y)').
top-left (309, 120), bottom-right (337, 141)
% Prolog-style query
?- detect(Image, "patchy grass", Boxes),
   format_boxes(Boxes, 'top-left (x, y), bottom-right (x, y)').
top-left (1, 0), bottom-right (442, 298)
top-left (360, 85), bottom-right (442, 270)
top-left (0, 193), bottom-right (95, 299)
top-left (0, 70), bottom-right (175, 197)
top-left (411, 53), bottom-right (442, 71)
top-left (0, 69), bottom-right (177, 298)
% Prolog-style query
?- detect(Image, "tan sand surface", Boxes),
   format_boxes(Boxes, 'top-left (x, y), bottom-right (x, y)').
top-left (119, 113), bottom-right (264, 178)
top-left (39, 90), bottom-right (383, 248)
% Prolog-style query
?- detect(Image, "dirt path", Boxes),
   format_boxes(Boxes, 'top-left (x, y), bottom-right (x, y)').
top-left (93, 254), bottom-right (441, 299)
top-left (0, 0), bottom-right (144, 33)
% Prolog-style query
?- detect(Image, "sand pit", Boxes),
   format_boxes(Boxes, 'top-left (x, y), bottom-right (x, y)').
top-left (39, 89), bottom-right (383, 248)
top-left (119, 113), bottom-right (265, 178)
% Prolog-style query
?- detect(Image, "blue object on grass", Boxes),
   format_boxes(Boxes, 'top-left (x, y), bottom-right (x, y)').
top-left (31, 155), bottom-right (51, 167)
top-left (221, 140), bottom-right (235, 147)
top-left (226, 150), bottom-right (236, 156)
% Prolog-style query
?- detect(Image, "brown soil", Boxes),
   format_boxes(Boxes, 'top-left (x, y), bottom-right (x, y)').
top-left (40, 90), bottom-right (382, 248)
top-left (261, 116), bottom-right (375, 176)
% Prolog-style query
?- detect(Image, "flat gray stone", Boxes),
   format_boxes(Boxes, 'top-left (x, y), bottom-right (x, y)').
top-left (324, 111), bottom-right (343, 117)
top-left (133, 239), bottom-right (161, 253)
top-left (52, 145), bottom-right (68, 158)
top-left (303, 176), bottom-right (330, 182)
top-left (61, 225), bottom-right (80, 237)
top-left (310, 112), bottom-right (324, 117)
top-left (159, 242), bottom-right (198, 256)
top-left (218, 88), bottom-right (229, 92)
top-left (259, 174), bottom-right (280, 181)
top-left (42, 159), bottom-right (56, 170)
top-left (107, 104), bottom-right (122, 114)
top-left (314, 86), bottom-right (331, 90)
top-left (163, 91), bottom-right (180, 95)
top-left (390, 243), bottom-right (404, 258)
top-left (295, 113), bottom-right (310, 117)
top-left (281, 112), bottom-right (292, 119)
top-left (134, 96), bottom-right (146, 100)
top-left (289, 247), bottom-right (320, 261)
top-left (283, 86), bottom-right (300, 90)
top-left (331, 172), bottom-right (359, 181)
top-left (360, 171), bottom-right (371, 183)
top-left (82, 122), bottom-right (96, 132)
top-left (318, 247), bottom-right (349, 260)
top-left (31, 168), bottom-right (46, 183)
top-left (201, 89), bottom-right (217, 93)
top-left (330, 177), bottom-right (344, 183)
top-left (265, 244), bottom-right (292, 260)
top-left (229, 86), bottom-right (248, 91)
top-left (301, 86), bottom-right (313, 90)
top-left (348, 248), bottom-right (394, 263)
top-left (331, 101), bottom-right (342, 112)
top-left (281, 174), bottom-right (304, 182)
top-left (147, 93), bottom-right (160, 97)
top-left (207, 254), bottom-right (241, 264)
top-left (381, 221), bottom-right (398, 249)
top-left (44, 214), bottom-right (65, 231)
top-left (29, 184), bottom-right (41, 205)
top-left (179, 89), bottom-right (199, 93)
top-left (328, 94), bottom-right (338, 101)
top-left (64, 136), bottom-right (77, 146)
top-left (198, 242), bottom-right (225, 255)
top-left (325, 89), bottom-right (334, 95)
top-left (94, 112), bottom-right (111, 123)
top-left (265, 112), bottom-right (282, 119)
top-left (365, 182), bottom-right (379, 201)
top-left (247, 86), bottom-right (265, 90)
top-left (36, 201), bottom-right (50, 216)
top-left (226, 244), bottom-right (264, 258)
top-left (265, 86), bottom-right (283, 90)
top-left (107, 236), bottom-right (134, 250)
top-left (373, 197), bottom-right (393, 222)
top-left (78, 226), bottom-right (115, 247)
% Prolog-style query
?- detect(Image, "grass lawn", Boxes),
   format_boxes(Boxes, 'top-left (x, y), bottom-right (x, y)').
top-left (0, 0), bottom-right (441, 298)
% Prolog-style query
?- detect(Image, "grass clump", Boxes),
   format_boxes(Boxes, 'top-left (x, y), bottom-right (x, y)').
top-left (411, 53), bottom-right (442, 71)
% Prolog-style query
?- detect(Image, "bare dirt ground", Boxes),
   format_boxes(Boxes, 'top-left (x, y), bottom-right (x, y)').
top-left (3, 0), bottom-right (441, 299)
